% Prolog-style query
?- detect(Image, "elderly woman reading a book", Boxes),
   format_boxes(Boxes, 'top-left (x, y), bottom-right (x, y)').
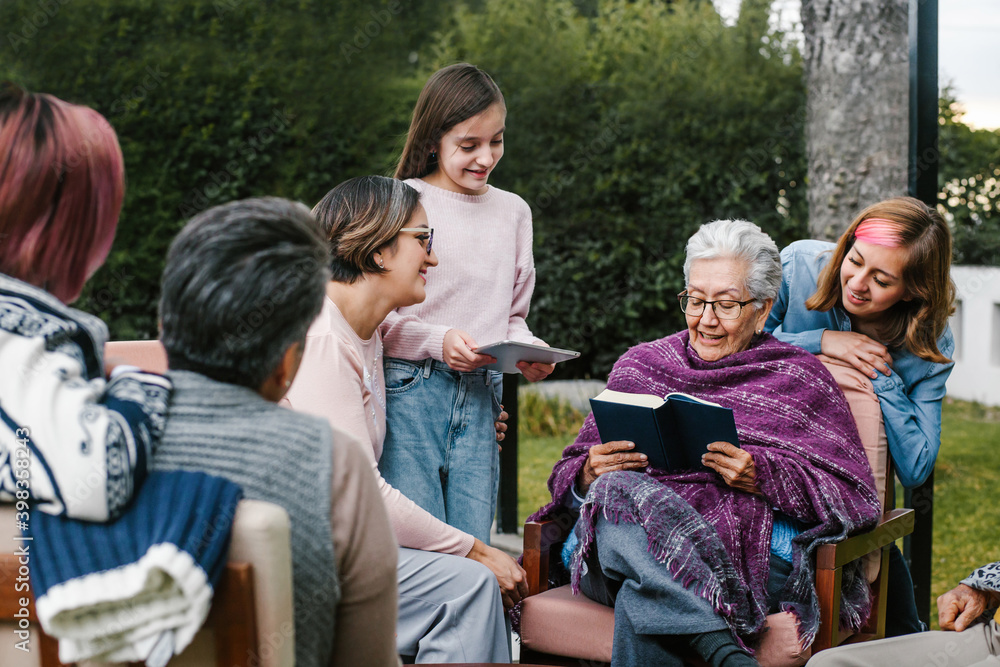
top-left (526, 220), bottom-right (881, 667)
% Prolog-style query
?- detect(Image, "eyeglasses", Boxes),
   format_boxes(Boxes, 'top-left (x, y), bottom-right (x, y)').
top-left (398, 227), bottom-right (434, 255)
top-left (677, 291), bottom-right (756, 320)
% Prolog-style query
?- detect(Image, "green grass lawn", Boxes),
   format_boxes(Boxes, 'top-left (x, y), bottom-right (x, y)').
top-left (516, 395), bottom-right (1000, 629)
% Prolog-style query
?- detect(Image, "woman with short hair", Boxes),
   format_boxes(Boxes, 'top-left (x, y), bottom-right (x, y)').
top-left (530, 219), bottom-right (881, 666)
top-left (155, 197), bottom-right (399, 667)
top-left (0, 82), bottom-right (170, 521)
top-left (283, 175), bottom-right (520, 663)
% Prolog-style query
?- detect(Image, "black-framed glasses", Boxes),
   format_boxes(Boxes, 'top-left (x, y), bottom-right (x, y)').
top-left (398, 227), bottom-right (434, 255)
top-left (677, 291), bottom-right (756, 320)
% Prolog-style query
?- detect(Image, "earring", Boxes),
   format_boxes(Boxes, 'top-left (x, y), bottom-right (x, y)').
top-left (429, 150), bottom-right (437, 158)
top-left (377, 257), bottom-right (385, 269)
top-left (284, 379), bottom-right (291, 388)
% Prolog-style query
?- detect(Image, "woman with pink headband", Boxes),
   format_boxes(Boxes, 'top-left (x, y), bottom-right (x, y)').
top-left (765, 196), bottom-right (955, 637)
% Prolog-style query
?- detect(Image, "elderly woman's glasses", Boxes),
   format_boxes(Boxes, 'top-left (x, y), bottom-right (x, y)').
top-left (677, 291), bottom-right (756, 320)
top-left (398, 227), bottom-right (434, 255)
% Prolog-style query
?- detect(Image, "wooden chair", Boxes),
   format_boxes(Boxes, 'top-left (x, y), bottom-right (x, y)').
top-left (519, 471), bottom-right (913, 666)
top-left (518, 363), bottom-right (915, 667)
top-left (0, 545), bottom-right (258, 667)
top-left (0, 340), bottom-right (295, 667)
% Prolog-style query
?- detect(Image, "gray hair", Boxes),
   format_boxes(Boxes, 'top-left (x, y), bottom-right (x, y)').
top-left (683, 219), bottom-right (781, 303)
top-left (159, 197), bottom-right (331, 390)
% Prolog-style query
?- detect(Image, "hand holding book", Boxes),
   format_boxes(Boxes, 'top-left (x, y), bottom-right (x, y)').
top-left (702, 442), bottom-right (760, 494)
top-left (578, 440), bottom-right (648, 494)
top-left (589, 389), bottom-right (741, 474)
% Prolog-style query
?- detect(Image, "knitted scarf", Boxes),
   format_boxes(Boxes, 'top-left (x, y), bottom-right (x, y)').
top-left (528, 332), bottom-right (881, 650)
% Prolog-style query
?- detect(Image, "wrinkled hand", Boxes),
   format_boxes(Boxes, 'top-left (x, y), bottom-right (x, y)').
top-left (938, 584), bottom-right (998, 632)
top-left (578, 441), bottom-right (648, 494)
top-left (820, 330), bottom-right (893, 380)
top-left (495, 405), bottom-right (508, 450)
top-left (466, 538), bottom-right (528, 609)
top-left (443, 329), bottom-right (494, 372)
top-left (702, 442), bottom-right (760, 494)
top-left (517, 361), bottom-right (555, 382)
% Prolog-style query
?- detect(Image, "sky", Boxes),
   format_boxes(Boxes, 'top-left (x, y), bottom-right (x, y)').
top-left (713, 0), bottom-right (1000, 130)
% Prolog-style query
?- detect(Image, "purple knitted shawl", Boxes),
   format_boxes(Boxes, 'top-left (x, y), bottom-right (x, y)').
top-left (528, 332), bottom-right (881, 650)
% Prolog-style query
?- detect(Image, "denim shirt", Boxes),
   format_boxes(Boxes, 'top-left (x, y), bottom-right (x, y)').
top-left (764, 239), bottom-right (954, 489)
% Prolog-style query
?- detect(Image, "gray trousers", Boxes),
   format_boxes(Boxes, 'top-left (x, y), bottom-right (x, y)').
top-left (807, 620), bottom-right (1000, 667)
top-left (396, 547), bottom-right (510, 663)
top-left (579, 516), bottom-right (793, 667)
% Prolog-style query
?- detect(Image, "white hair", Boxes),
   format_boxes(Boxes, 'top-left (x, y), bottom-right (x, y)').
top-left (683, 219), bottom-right (781, 303)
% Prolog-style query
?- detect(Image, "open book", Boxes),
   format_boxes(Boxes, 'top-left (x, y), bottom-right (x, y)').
top-left (589, 389), bottom-right (740, 472)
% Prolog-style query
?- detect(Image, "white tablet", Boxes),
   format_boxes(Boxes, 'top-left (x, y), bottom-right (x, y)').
top-left (474, 340), bottom-right (581, 375)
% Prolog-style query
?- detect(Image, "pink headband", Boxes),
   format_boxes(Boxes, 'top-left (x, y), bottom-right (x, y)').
top-left (854, 218), bottom-right (903, 247)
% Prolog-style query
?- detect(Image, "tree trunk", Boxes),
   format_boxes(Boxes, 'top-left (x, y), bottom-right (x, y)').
top-left (802, 0), bottom-right (909, 240)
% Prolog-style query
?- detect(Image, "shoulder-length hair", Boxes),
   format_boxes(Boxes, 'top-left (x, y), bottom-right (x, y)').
top-left (806, 196), bottom-right (955, 363)
top-left (394, 63), bottom-right (505, 181)
top-left (0, 82), bottom-right (125, 303)
top-left (312, 175), bottom-right (420, 284)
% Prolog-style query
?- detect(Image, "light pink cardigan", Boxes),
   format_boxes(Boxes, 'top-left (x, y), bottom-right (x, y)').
top-left (283, 297), bottom-right (475, 556)
top-left (381, 178), bottom-right (543, 360)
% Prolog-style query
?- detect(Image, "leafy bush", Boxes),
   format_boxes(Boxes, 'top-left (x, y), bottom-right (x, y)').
top-left (938, 92), bottom-right (1000, 266)
top-left (427, 0), bottom-right (809, 376)
top-left (1, 0), bottom-right (440, 338)
top-left (517, 390), bottom-right (585, 439)
top-left (36, 1), bottom-right (1000, 380)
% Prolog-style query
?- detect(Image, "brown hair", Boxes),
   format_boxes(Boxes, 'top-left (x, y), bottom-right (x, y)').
top-left (394, 63), bottom-right (505, 180)
top-left (312, 175), bottom-right (420, 284)
top-left (805, 196), bottom-right (955, 363)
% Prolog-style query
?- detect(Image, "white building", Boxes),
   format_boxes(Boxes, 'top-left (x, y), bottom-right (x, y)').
top-left (948, 266), bottom-right (1000, 406)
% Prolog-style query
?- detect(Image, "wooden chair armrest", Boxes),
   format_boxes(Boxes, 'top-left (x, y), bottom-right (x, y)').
top-left (816, 508), bottom-right (915, 570)
top-left (524, 517), bottom-right (576, 596)
top-left (0, 553), bottom-right (258, 667)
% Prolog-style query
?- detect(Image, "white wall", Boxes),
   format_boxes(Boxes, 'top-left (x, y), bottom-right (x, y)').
top-left (947, 266), bottom-right (1000, 406)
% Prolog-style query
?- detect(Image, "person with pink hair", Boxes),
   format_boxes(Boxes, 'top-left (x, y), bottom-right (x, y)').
top-left (0, 82), bottom-right (171, 521)
top-left (765, 196), bottom-right (956, 637)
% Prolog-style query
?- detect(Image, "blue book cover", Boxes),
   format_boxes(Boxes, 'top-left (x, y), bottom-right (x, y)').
top-left (589, 389), bottom-right (740, 472)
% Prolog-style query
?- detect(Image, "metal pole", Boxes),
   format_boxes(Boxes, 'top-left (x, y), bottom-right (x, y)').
top-left (907, 0), bottom-right (938, 627)
top-left (497, 374), bottom-right (520, 534)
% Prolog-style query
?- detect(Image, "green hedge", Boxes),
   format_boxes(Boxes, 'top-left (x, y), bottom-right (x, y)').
top-left (14, 1), bottom-right (994, 380)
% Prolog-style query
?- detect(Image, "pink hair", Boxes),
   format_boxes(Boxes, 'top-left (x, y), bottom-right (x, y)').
top-left (0, 84), bottom-right (124, 303)
top-left (854, 218), bottom-right (903, 248)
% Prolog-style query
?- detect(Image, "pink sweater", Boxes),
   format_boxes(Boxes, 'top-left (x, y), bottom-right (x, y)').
top-left (283, 297), bottom-right (475, 557)
top-left (381, 178), bottom-right (543, 360)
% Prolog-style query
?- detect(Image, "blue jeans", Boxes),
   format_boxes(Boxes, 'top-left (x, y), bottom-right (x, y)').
top-left (380, 358), bottom-right (503, 543)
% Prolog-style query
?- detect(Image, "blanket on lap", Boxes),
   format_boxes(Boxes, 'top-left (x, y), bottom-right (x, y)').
top-left (28, 470), bottom-right (242, 665)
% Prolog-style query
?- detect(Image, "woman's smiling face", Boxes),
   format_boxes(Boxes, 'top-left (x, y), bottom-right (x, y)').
top-left (685, 257), bottom-right (771, 362)
top-left (381, 204), bottom-right (437, 308)
top-left (839, 239), bottom-right (909, 325)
